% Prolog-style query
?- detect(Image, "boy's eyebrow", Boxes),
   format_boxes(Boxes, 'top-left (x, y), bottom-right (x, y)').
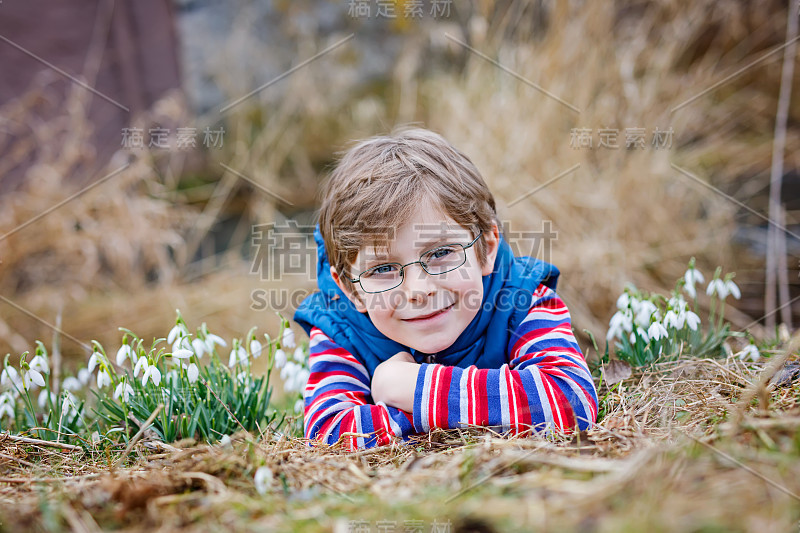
top-left (360, 229), bottom-right (468, 266)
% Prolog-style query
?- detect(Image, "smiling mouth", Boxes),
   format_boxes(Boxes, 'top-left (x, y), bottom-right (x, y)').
top-left (402, 303), bottom-right (454, 322)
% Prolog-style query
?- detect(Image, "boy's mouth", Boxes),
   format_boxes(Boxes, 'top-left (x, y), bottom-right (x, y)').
top-left (402, 303), bottom-right (455, 322)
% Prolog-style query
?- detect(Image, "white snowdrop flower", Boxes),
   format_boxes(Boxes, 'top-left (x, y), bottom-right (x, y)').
top-left (724, 279), bottom-right (741, 300)
top-left (254, 466), bottom-right (273, 495)
top-left (219, 434), bottom-right (232, 448)
top-left (133, 356), bottom-right (148, 378)
top-left (172, 336), bottom-right (192, 355)
top-left (630, 327), bottom-right (649, 345)
top-left (683, 265), bottom-right (705, 299)
top-left (23, 367), bottom-right (45, 390)
top-left (634, 300), bottom-right (658, 329)
top-left (142, 364), bottom-right (161, 387)
top-left (166, 369), bottom-right (179, 386)
top-left (205, 333), bottom-right (227, 352)
top-left (274, 349), bottom-right (287, 369)
top-left (647, 321), bottom-right (668, 342)
top-left (113, 381), bottom-right (134, 403)
top-left (616, 292), bottom-right (631, 310)
top-left (38, 389), bottom-right (56, 409)
top-left (739, 344), bottom-right (760, 362)
top-left (187, 363), bottom-right (199, 384)
top-left (706, 278), bottom-right (728, 299)
top-left (250, 339), bottom-right (263, 359)
top-left (167, 323), bottom-right (188, 345)
top-left (293, 346), bottom-right (305, 364)
top-left (684, 311), bottom-right (701, 331)
top-left (280, 360), bottom-right (297, 383)
top-left (0, 393), bottom-right (14, 420)
top-left (61, 391), bottom-right (79, 418)
top-left (62, 376), bottom-right (82, 392)
top-left (663, 310), bottom-right (681, 330)
top-left (78, 368), bottom-right (91, 385)
top-left (236, 371), bottom-right (249, 385)
top-left (294, 398), bottom-right (304, 413)
top-left (97, 368), bottom-right (111, 389)
top-left (29, 355), bottom-right (49, 374)
top-left (171, 349), bottom-right (193, 360)
top-left (228, 342), bottom-right (248, 368)
top-left (87, 351), bottom-right (102, 373)
top-left (281, 328), bottom-right (296, 349)
top-left (191, 338), bottom-right (207, 359)
top-left (1, 366), bottom-right (21, 389)
top-left (116, 344), bottom-right (134, 366)
top-left (606, 310), bottom-right (633, 341)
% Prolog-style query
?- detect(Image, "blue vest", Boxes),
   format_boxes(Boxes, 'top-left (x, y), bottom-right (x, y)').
top-left (294, 225), bottom-right (560, 378)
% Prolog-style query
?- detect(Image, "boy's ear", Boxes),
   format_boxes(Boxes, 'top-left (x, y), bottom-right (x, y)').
top-left (481, 222), bottom-right (501, 276)
top-left (330, 266), bottom-right (368, 313)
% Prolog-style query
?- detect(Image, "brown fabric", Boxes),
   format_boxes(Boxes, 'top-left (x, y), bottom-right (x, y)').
top-left (0, 0), bottom-right (182, 193)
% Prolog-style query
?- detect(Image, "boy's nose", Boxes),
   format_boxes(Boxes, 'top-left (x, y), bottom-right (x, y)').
top-left (401, 263), bottom-right (436, 302)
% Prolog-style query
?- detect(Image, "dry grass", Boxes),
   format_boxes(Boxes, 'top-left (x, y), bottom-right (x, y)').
top-left (1, 352), bottom-right (799, 532)
top-left (0, 1), bottom-right (798, 530)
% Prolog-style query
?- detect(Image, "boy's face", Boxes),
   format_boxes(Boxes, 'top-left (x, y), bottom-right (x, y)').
top-left (332, 201), bottom-right (499, 354)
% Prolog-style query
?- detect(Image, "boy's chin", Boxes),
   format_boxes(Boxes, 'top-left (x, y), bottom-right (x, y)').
top-left (407, 336), bottom-right (457, 355)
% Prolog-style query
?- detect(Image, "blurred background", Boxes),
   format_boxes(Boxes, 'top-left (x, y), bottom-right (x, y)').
top-left (1, 0), bottom-right (798, 383)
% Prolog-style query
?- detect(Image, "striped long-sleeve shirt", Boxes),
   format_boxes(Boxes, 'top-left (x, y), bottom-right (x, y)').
top-left (303, 284), bottom-right (598, 450)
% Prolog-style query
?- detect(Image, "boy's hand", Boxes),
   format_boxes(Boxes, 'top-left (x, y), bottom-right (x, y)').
top-left (371, 351), bottom-right (419, 413)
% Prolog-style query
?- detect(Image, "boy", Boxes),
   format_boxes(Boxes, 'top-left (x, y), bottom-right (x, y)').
top-left (294, 127), bottom-right (598, 450)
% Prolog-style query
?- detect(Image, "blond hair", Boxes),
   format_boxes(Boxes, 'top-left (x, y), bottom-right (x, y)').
top-left (319, 127), bottom-right (498, 294)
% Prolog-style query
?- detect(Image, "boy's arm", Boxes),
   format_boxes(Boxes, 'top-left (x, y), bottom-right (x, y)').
top-left (412, 285), bottom-right (599, 435)
top-left (303, 327), bottom-right (420, 450)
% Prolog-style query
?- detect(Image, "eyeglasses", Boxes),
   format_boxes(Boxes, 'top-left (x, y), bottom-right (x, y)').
top-left (349, 231), bottom-right (483, 294)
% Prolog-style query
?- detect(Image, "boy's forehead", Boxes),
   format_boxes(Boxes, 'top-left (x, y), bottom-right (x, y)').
top-left (357, 221), bottom-right (471, 260)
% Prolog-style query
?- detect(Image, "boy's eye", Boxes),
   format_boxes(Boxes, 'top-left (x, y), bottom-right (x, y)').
top-left (426, 245), bottom-right (458, 261)
top-left (362, 264), bottom-right (400, 278)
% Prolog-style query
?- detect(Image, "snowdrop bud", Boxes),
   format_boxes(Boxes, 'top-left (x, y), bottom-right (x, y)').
top-left (167, 324), bottom-right (186, 345)
top-left (38, 389), bottom-right (55, 409)
top-left (24, 368), bottom-right (45, 390)
top-left (250, 339), bottom-right (263, 359)
top-left (97, 368), bottom-right (111, 389)
top-left (134, 356), bottom-right (148, 378)
top-left (219, 434), bottom-right (232, 448)
top-left (274, 349), bottom-right (287, 369)
top-left (78, 368), bottom-right (91, 385)
top-left (192, 338), bottom-right (207, 358)
top-left (171, 349), bottom-right (193, 360)
top-left (87, 352), bottom-right (101, 373)
top-left (685, 311), bottom-right (701, 331)
top-left (187, 363), bottom-right (199, 383)
top-left (647, 321), bottom-right (668, 342)
top-left (254, 466), bottom-right (273, 495)
top-left (616, 292), bottom-right (631, 310)
top-left (205, 333), bottom-right (227, 352)
top-left (29, 355), bottom-right (49, 374)
top-left (62, 376), bottom-right (82, 392)
top-left (282, 327), bottom-right (296, 349)
top-left (725, 279), bottom-right (741, 300)
top-left (293, 346), bottom-right (305, 363)
top-left (0, 393), bottom-right (14, 420)
top-left (116, 344), bottom-right (133, 366)
top-left (739, 344), bottom-right (760, 362)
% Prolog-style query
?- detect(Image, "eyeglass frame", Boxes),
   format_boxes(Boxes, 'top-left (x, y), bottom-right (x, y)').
top-left (348, 230), bottom-right (484, 294)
